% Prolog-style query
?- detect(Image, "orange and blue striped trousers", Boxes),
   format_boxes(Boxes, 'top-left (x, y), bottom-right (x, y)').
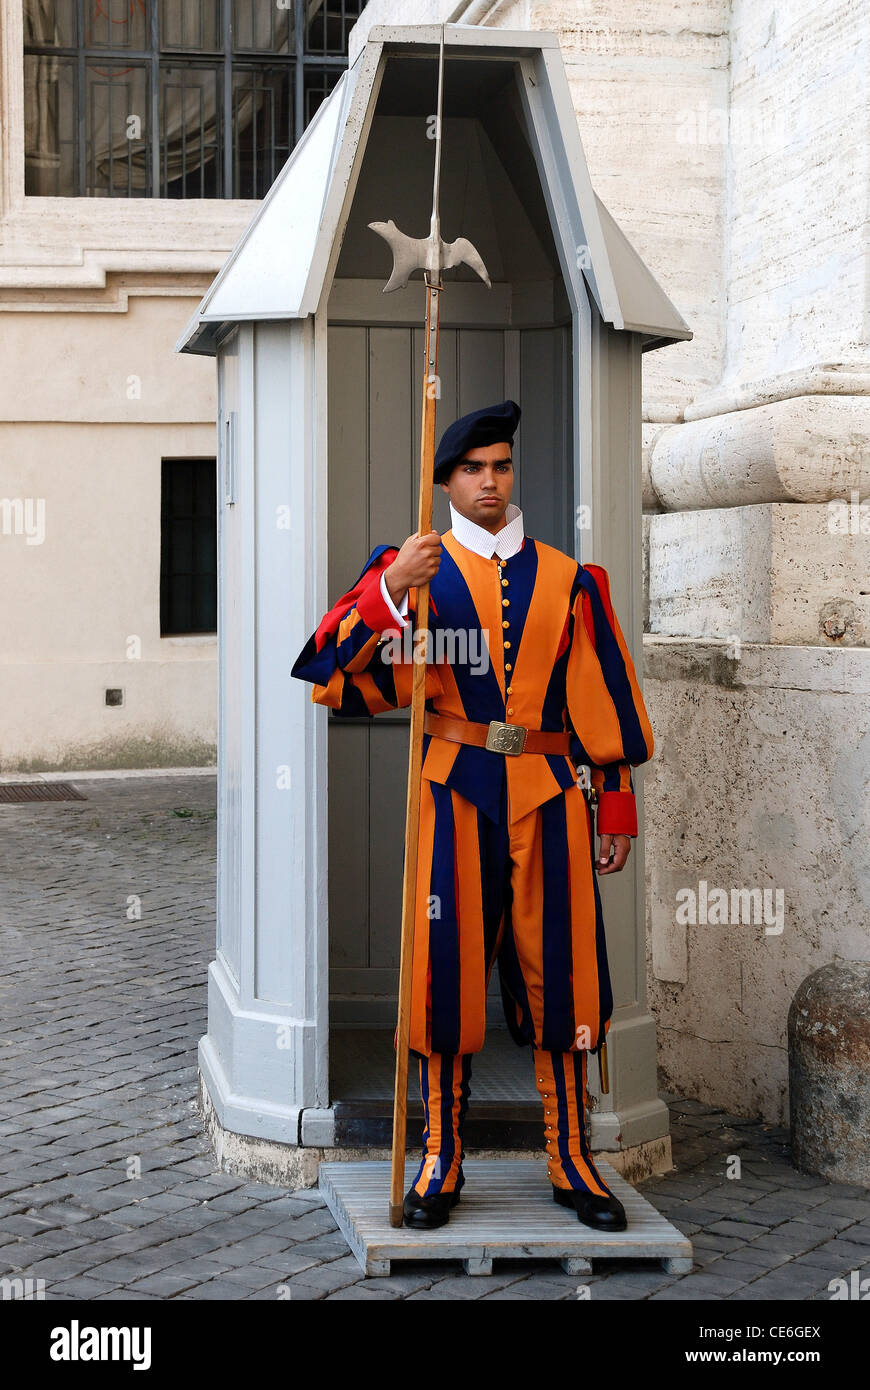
top-left (407, 758), bottom-right (616, 1198)
top-left (411, 1046), bottom-right (614, 1198)
top-left (409, 773), bottom-right (612, 1059)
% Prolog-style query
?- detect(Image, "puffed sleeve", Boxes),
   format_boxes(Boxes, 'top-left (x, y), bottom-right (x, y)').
top-left (290, 545), bottom-right (443, 716)
top-left (565, 562), bottom-right (654, 837)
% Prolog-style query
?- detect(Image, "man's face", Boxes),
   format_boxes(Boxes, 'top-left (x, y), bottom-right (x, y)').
top-left (440, 441), bottom-right (514, 533)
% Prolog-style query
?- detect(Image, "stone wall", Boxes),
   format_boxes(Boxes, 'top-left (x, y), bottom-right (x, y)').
top-left (644, 638), bottom-right (870, 1124)
top-left (642, 0), bottom-right (870, 1121)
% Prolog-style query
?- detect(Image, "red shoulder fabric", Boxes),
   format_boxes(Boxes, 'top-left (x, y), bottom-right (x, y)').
top-left (581, 563), bottom-right (616, 625)
top-left (313, 544), bottom-right (441, 652)
top-left (555, 610), bottom-right (570, 662)
top-left (313, 548), bottom-right (399, 652)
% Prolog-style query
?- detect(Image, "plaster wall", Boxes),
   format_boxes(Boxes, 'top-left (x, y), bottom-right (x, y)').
top-left (0, 0), bottom-right (251, 769)
top-left (0, 294), bottom-right (219, 770)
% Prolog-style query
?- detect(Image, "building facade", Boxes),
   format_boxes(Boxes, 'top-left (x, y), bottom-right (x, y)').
top-left (0, 0), bottom-right (362, 771)
top-left (4, 0), bottom-right (868, 1133)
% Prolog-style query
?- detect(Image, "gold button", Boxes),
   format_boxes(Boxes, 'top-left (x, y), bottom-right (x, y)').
top-left (501, 578), bottom-right (508, 587)
top-left (504, 641), bottom-right (511, 650)
top-left (502, 620), bottom-right (509, 629)
top-left (506, 707), bottom-right (514, 715)
top-left (505, 686), bottom-right (513, 694)
top-left (502, 597), bottom-right (509, 606)
top-left (505, 663), bottom-right (512, 671)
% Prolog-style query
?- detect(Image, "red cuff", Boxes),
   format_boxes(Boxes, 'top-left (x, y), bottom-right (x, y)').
top-left (596, 791), bottom-right (638, 837)
top-left (355, 577), bottom-right (404, 636)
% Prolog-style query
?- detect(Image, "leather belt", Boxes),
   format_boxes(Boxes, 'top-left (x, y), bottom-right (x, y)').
top-left (423, 711), bottom-right (571, 757)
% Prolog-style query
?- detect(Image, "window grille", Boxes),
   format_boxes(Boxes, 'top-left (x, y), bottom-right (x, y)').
top-left (160, 457), bottom-right (217, 635)
top-left (23, 0), bottom-right (363, 198)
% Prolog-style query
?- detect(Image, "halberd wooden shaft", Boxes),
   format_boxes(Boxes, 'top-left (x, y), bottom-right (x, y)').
top-left (389, 278), bottom-right (441, 1227)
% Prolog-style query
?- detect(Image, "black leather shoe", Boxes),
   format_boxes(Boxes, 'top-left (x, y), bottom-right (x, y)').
top-left (402, 1187), bottom-right (461, 1229)
top-left (552, 1184), bottom-right (627, 1231)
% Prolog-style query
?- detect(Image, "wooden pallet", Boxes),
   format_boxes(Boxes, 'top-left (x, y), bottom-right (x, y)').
top-left (319, 1158), bottom-right (694, 1277)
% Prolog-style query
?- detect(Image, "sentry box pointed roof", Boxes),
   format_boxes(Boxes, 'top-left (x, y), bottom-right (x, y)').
top-left (175, 24), bottom-right (691, 358)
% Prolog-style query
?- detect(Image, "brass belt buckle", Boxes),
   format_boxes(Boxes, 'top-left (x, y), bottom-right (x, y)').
top-left (486, 720), bottom-right (527, 755)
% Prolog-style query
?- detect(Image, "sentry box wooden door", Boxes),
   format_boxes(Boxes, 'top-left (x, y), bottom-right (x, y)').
top-left (326, 321), bottom-right (573, 1025)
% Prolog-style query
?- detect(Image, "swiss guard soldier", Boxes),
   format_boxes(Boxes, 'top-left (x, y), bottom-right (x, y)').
top-left (291, 400), bottom-right (654, 1234)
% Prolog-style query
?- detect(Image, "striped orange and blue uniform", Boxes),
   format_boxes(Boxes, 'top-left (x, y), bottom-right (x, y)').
top-left (292, 528), bottom-right (654, 1196)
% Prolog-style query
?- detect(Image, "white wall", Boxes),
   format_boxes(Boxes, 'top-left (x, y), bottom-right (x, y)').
top-left (0, 295), bottom-right (220, 770)
top-left (0, 0), bottom-right (256, 769)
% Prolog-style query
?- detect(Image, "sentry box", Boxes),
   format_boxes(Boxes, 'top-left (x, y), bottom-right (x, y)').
top-left (175, 24), bottom-right (691, 1177)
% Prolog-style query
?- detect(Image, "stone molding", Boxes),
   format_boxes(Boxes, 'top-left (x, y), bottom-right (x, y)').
top-left (647, 394), bottom-right (870, 512)
top-left (643, 634), bottom-right (870, 692)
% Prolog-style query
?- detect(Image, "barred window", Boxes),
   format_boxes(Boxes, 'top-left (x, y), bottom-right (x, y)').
top-left (160, 458), bottom-right (217, 636)
top-left (23, 0), bottom-right (364, 198)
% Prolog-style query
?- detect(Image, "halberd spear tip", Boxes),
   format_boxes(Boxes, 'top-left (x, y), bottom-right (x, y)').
top-left (367, 27), bottom-right (491, 294)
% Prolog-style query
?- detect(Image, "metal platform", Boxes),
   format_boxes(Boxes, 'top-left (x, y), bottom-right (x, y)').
top-left (319, 1158), bottom-right (694, 1277)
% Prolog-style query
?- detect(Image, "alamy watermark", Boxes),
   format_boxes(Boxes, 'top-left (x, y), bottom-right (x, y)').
top-left (828, 490), bottom-right (870, 534)
top-left (0, 497), bottom-right (45, 545)
top-left (676, 879), bottom-right (785, 935)
top-left (1, 1276), bottom-right (46, 1300)
top-left (378, 623), bottom-right (491, 675)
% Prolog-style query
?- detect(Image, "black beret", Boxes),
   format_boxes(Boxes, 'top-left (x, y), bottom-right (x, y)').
top-left (433, 399), bottom-right (521, 484)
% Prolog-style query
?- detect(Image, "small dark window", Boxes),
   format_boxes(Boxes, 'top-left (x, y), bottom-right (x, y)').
top-left (160, 458), bottom-right (217, 635)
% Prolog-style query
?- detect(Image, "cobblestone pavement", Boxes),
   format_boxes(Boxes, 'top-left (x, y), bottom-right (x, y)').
top-left (1, 773), bottom-right (869, 1302)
